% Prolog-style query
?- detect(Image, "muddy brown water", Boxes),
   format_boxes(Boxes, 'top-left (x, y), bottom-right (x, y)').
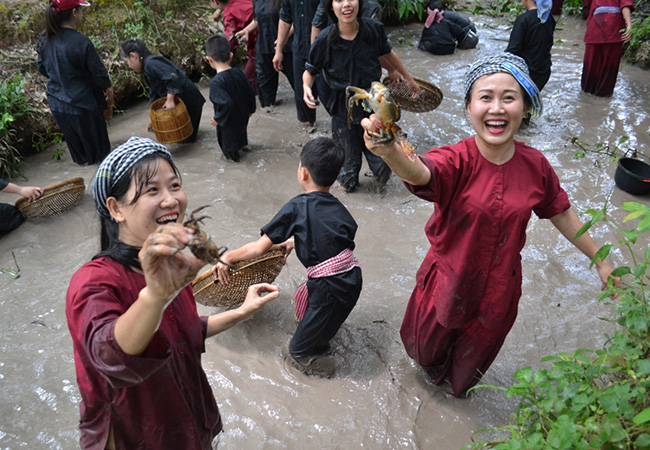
top-left (1, 17), bottom-right (649, 449)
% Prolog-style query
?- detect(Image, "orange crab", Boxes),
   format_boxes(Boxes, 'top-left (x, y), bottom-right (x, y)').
top-left (346, 81), bottom-right (417, 162)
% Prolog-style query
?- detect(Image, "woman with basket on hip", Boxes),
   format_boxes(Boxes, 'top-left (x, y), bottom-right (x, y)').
top-left (37, 0), bottom-right (113, 165)
top-left (66, 137), bottom-right (279, 449)
top-left (360, 53), bottom-right (618, 397)
top-left (120, 38), bottom-right (206, 143)
top-left (302, 0), bottom-right (419, 193)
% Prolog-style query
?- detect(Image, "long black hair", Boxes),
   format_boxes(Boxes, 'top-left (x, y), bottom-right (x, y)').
top-left (118, 38), bottom-right (154, 62)
top-left (93, 153), bottom-right (182, 270)
top-left (324, 0), bottom-right (375, 50)
top-left (43, 3), bottom-right (77, 40)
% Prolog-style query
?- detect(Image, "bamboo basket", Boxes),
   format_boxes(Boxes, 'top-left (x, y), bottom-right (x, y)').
top-left (192, 246), bottom-right (286, 307)
top-left (15, 177), bottom-right (85, 219)
top-left (149, 97), bottom-right (193, 144)
top-left (381, 77), bottom-right (444, 113)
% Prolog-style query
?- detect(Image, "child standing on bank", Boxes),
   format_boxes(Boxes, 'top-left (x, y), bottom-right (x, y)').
top-left (205, 34), bottom-right (256, 162)
top-left (215, 137), bottom-right (362, 377)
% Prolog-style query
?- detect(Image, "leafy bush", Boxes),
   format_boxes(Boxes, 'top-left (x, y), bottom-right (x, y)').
top-left (464, 201), bottom-right (650, 449)
top-left (0, 74), bottom-right (35, 179)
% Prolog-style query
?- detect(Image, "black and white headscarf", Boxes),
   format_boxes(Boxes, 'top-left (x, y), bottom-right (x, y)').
top-left (464, 53), bottom-right (543, 118)
top-left (92, 137), bottom-right (172, 219)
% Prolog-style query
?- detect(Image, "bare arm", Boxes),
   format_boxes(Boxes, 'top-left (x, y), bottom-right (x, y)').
top-left (235, 19), bottom-right (258, 42)
top-left (214, 234), bottom-right (275, 283)
top-left (273, 20), bottom-right (292, 71)
top-left (379, 51), bottom-right (419, 97)
top-left (310, 25), bottom-right (321, 44)
top-left (549, 208), bottom-right (617, 288)
top-left (302, 70), bottom-right (318, 108)
top-left (360, 115), bottom-right (431, 186)
top-left (206, 283), bottom-right (280, 337)
top-left (2, 182), bottom-right (43, 201)
top-left (621, 7), bottom-right (632, 42)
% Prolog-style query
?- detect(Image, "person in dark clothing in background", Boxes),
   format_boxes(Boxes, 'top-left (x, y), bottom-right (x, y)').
top-left (418, 0), bottom-right (478, 55)
top-left (119, 38), bottom-right (205, 144)
top-left (206, 34), bottom-right (256, 162)
top-left (37, 0), bottom-right (113, 166)
top-left (505, 0), bottom-right (555, 92)
top-left (0, 179), bottom-right (43, 235)
top-left (273, 0), bottom-right (321, 128)
top-left (235, 0), bottom-right (296, 110)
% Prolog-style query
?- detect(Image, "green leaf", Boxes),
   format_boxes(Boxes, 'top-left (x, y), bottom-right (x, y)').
top-left (634, 433), bottom-right (650, 448)
top-left (591, 245), bottom-right (612, 267)
top-left (610, 266), bottom-right (631, 277)
top-left (633, 407), bottom-right (650, 425)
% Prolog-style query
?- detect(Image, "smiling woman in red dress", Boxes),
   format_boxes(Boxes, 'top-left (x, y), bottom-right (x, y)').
top-left (361, 53), bottom-right (618, 397)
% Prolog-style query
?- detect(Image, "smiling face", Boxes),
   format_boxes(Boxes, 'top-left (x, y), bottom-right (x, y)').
top-left (109, 159), bottom-right (187, 247)
top-left (466, 72), bottom-right (526, 154)
top-left (332, 0), bottom-right (359, 24)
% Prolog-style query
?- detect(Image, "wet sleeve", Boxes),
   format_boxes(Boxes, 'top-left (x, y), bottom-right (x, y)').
top-left (532, 158), bottom-right (570, 219)
top-left (279, 0), bottom-right (293, 24)
top-left (373, 20), bottom-right (392, 55)
top-left (261, 200), bottom-right (297, 244)
top-left (0, 178), bottom-right (8, 191)
top-left (36, 38), bottom-right (48, 77)
top-left (147, 58), bottom-right (184, 96)
top-left (305, 34), bottom-right (326, 75)
top-left (312, 0), bottom-right (327, 29)
top-left (69, 272), bottom-right (171, 389)
top-left (84, 39), bottom-right (112, 91)
top-left (209, 76), bottom-right (233, 125)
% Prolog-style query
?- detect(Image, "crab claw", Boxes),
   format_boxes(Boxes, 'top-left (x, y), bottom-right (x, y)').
top-left (397, 137), bottom-right (417, 162)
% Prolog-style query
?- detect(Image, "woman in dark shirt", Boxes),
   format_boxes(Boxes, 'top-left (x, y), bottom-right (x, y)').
top-left (418, 0), bottom-right (478, 55)
top-left (36, 0), bottom-right (113, 165)
top-left (119, 39), bottom-right (206, 143)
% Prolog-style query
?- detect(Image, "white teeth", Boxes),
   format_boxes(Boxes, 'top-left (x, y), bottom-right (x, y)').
top-left (156, 213), bottom-right (178, 224)
top-left (486, 120), bottom-right (506, 126)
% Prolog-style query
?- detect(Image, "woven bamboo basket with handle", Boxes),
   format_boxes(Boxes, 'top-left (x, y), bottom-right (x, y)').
top-left (149, 97), bottom-right (193, 144)
top-left (192, 246), bottom-right (286, 307)
top-left (381, 76), bottom-right (443, 113)
top-left (15, 177), bottom-right (85, 219)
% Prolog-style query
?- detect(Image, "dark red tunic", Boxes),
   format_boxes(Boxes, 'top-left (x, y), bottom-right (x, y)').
top-left (400, 138), bottom-right (570, 396)
top-left (66, 257), bottom-right (222, 450)
top-left (581, 0), bottom-right (634, 96)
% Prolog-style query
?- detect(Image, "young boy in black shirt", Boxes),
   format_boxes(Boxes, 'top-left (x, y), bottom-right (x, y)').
top-left (214, 137), bottom-right (362, 377)
top-left (205, 34), bottom-right (256, 162)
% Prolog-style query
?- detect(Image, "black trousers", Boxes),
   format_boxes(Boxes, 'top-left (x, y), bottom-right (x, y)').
top-left (257, 52), bottom-right (295, 107)
top-left (0, 203), bottom-right (25, 235)
top-left (332, 116), bottom-right (391, 191)
top-left (51, 109), bottom-right (111, 165)
top-left (292, 53), bottom-right (317, 124)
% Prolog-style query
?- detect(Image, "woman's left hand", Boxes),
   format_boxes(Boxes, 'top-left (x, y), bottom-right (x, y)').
top-left (139, 223), bottom-right (204, 306)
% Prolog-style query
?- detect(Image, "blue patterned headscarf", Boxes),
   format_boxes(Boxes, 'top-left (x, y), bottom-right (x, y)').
top-left (92, 137), bottom-right (172, 219)
top-left (533, 0), bottom-right (552, 23)
top-left (464, 53), bottom-right (543, 118)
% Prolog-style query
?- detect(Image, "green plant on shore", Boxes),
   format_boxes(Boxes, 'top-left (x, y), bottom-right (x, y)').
top-left (570, 135), bottom-right (636, 161)
top-left (1, 252), bottom-right (21, 280)
top-left (464, 201), bottom-right (650, 449)
top-left (465, 0), bottom-right (522, 18)
top-left (0, 74), bottom-right (35, 179)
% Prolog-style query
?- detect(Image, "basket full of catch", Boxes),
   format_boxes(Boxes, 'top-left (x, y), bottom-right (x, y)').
top-left (149, 97), bottom-right (193, 144)
top-left (15, 177), bottom-right (85, 218)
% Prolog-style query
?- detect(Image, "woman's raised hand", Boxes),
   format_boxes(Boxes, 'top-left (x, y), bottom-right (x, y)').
top-left (139, 223), bottom-right (204, 307)
top-left (360, 114), bottom-right (399, 158)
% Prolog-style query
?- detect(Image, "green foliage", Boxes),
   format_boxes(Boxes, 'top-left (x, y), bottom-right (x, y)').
top-left (464, 0), bottom-right (522, 18)
top-left (627, 16), bottom-right (650, 54)
top-left (568, 135), bottom-right (642, 169)
top-left (465, 202), bottom-right (650, 449)
top-left (0, 74), bottom-right (35, 179)
top-left (561, 0), bottom-right (585, 17)
top-left (1, 251), bottom-right (21, 280)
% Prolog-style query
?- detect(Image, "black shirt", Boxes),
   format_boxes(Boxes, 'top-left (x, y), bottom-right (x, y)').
top-left (143, 56), bottom-right (205, 108)
top-left (305, 18), bottom-right (391, 121)
top-left (505, 9), bottom-right (555, 80)
top-left (418, 11), bottom-right (475, 52)
top-left (255, 0), bottom-right (292, 54)
top-left (262, 191), bottom-right (357, 267)
top-left (311, 0), bottom-right (381, 30)
top-left (279, 0), bottom-right (321, 57)
top-left (36, 28), bottom-right (111, 113)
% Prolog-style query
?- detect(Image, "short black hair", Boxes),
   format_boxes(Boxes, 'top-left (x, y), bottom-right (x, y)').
top-left (300, 137), bottom-right (344, 188)
top-left (427, 0), bottom-right (444, 11)
top-left (119, 38), bottom-right (153, 60)
top-left (205, 34), bottom-right (230, 62)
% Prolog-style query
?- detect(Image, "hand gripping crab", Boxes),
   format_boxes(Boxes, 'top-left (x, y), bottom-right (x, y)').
top-left (346, 81), bottom-right (417, 161)
top-left (183, 205), bottom-right (230, 266)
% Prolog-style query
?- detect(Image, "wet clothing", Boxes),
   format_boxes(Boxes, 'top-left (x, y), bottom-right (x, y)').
top-left (505, 9), bottom-right (556, 91)
top-left (306, 18), bottom-right (392, 191)
top-left (66, 257), bottom-right (222, 450)
top-left (279, 0), bottom-right (321, 123)
top-left (143, 55), bottom-right (206, 143)
top-left (581, 0), bottom-right (634, 97)
top-left (0, 179), bottom-right (26, 235)
top-left (418, 11), bottom-right (477, 55)
top-left (223, 0), bottom-right (258, 91)
top-left (254, 0), bottom-right (295, 107)
top-left (400, 137), bottom-right (570, 397)
top-left (261, 192), bottom-right (362, 359)
top-left (209, 67), bottom-right (256, 162)
top-left (36, 29), bottom-right (111, 165)
top-left (311, 0), bottom-right (381, 30)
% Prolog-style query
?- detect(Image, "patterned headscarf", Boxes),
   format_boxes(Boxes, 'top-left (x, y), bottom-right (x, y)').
top-left (464, 53), bottom-right (543, 118)
top-left (92, 137), bottom-right (172, 219)
top-left (534, 0), bottom-right (553, 23)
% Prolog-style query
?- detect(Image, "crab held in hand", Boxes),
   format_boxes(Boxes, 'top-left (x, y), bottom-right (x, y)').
top-left (346, 81), bottom-right (417, 162)
top-left (183, 205), bottom-right (230, 266)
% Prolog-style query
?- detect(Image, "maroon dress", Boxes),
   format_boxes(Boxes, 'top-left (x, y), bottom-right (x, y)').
top-left (581, 0), bottom-right (634, 97)
top-left (400, 138), bottom-right (570, 397)
top-left (66, 257), bottom-right (222, 450)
